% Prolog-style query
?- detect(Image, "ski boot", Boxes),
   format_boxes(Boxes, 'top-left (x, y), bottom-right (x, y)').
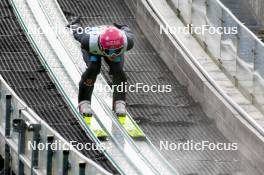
top-left (78, 100), bottom-right (92, 125)
top-left (114, 100), bottom-right (127, 125)
top-left (114, 100), bottom-right (145, 138)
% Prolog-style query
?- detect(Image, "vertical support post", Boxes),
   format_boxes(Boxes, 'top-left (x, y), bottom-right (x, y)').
top-left (18, 120), bottom-right (26, 175)
top-left (46, 136), bottom-right (54, 175)
top-left (4, 95), bottom-right (12, 174)
top-left (30, 124), bottom-right (41, 175)
top-left (5, 94), bottom-right (12, 137)
top-left (62, 150), bottom-right (70, 175)
top-left (13, 113), bottom-right (27, 175)
top-left (18, 129), bottom-right (25, 175)
top-left (4, 144), bottom-right (10, 175)
top-left (79, 162), bottom-right (86, 175)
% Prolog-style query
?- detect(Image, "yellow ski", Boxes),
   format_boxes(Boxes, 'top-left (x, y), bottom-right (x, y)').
top-left (118, 115), bottom-right (145, 138)
top-left (84, 115), bottom-right (108, 140)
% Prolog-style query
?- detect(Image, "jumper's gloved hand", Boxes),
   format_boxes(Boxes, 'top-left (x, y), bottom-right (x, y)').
top-left (66, 16), bottom-right (81, 28)
top-left (113, 23), bottom-right (128, 29)
top-left (66, 16), bottom-right (82, 35)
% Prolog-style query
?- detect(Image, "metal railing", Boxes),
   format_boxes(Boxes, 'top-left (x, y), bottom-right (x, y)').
top-left (0, 75), bottom-right (111, 175)
top-left (168, 0), bottom-right (264, 113)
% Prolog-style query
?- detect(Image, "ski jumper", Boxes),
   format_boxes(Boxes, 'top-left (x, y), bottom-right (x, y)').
top-left (73, 25), bottom-right (134, 103)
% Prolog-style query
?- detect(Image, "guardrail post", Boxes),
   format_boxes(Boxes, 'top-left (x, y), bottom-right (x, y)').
top-left (4, 144), bottom-right (11, 175)
top-left (4, 95), bottom-right (12, 175)
top-left (46, 136), bottom-right (54, 175)
top-left (18, 128), bottom-right (26, 175)
top-left (62, 150), bottom-right (70, 175)
top-left (13, 115), bottom-right (28, 175)
top-left (5, 94), bottom-right (12, 137)
top-left (79, 162), bottom-right (86, 175)
top-left (29, 124), bottom-right (41, 175)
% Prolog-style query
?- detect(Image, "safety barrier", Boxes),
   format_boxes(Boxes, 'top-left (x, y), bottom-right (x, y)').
top-left (0, 75), bottom-right (110, 175)
top-left (168, 0), bottom-right (264, 112)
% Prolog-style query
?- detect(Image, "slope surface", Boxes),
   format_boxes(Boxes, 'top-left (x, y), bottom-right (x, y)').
top-left (57, 0), bottom-right (261, 174)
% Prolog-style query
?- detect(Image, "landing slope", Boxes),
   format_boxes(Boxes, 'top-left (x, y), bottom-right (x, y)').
top-left (57, 0), bottom-right (261, 174)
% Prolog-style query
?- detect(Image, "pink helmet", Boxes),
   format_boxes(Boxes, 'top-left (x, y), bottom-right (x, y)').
top-left (99, 27), bottom-right (125, 57)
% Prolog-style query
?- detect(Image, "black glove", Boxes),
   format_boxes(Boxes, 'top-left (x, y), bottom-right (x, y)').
top-left (113, 23), bottom-right (128, 29)
top-left (66, 16), bottom-right (81, 28)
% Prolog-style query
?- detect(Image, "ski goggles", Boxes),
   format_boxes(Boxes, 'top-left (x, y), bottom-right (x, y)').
top-left (102, 47), bottom-right (123, 57)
